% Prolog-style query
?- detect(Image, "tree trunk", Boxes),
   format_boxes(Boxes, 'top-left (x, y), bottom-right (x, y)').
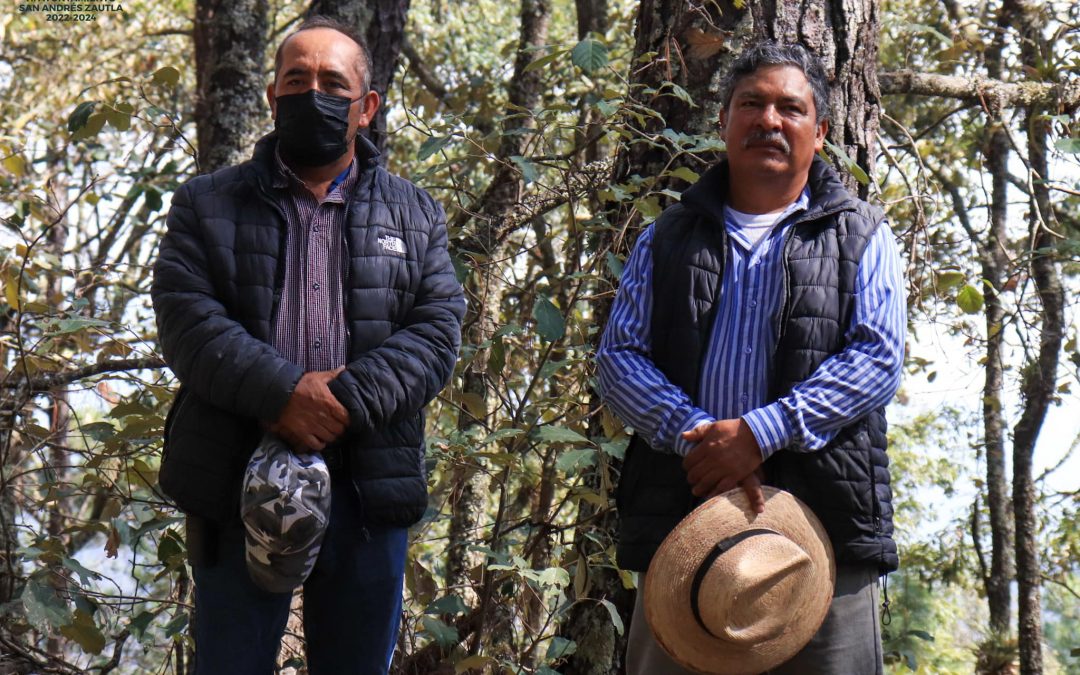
top-left (305, 0), bottom-right (411, 159)
top-left (193, 0), bottom-right (270, 174)
top-left (1008, 1), bottom-right (1057, 672)
top-left (980, 3), bottom-right (1015, 634)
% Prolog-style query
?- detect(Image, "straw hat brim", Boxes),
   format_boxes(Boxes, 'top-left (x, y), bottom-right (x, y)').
top-left (644, 487), bottom-right (835, 675)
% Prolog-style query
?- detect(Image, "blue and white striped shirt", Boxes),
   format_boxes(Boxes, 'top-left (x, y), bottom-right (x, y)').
top-left (597, 189), bottom-right (905, 459)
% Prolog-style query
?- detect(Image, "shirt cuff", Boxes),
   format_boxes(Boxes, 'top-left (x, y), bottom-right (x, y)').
top-left (742, 403), bottom-right (794, 460)
top-left (671, 409), bottom-right (716, 457)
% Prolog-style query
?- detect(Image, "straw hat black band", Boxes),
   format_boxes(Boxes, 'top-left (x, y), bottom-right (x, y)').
top-left (689, 528), bottom-right (779, 638)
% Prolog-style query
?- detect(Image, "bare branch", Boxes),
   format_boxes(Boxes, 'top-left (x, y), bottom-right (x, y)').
top-left (880, 69), bottom-right (1080, 112)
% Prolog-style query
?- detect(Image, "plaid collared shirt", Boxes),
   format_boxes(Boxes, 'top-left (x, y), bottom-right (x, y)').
top-left (269, 149), bottom-right (357, 372)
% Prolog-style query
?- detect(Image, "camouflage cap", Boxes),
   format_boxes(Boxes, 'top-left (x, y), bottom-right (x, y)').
top-left (241, 433), bottom-right (331, 593)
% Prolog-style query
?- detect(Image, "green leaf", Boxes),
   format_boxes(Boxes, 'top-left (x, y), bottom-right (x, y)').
top-left (533, 296), bottom-right (565, 342)
top-left (62, 556), bottom-right (102, 586)
top-left (128, 610), bottom-right (155, 642)
top-left (492, 323), bottom-right (523, 339)
top-left (537, 566), bottom-right (570, 588)
top-left (59, 609), bottom-right (106, 655)
top-left (68, 101), bottom-right (98, 132)
top-left (667, 167), bottom-right (700, 183)
top-left (479, 427), bottom-right (524, 446)
top-left (571, 38), bottom-right (609, 74)
top-left (22, 579), bottom-right (71, 629)
top-left (666, 83), bottom-right (694, 106)
top-left (1054, 137), bottom-right (1080, 154)
top-left (151, 66), bottom-right (180, 87)
top-left (599, 598), bottom-right (624, 636)
top-left (144, 187), bottom-right (163, 212)
top-left (510, 155), bottom-right (539, 184)
top-left (421, 616), bottom-right (460, 647)
top-left (426, 594), bottom-right (469, 616)
top-left (163, 611), bottom-right (189, 639)
top-left (634, 196), bottom-right (661, 220)
top-left (906, 629), bottom-right (934, 642)
top-left (956, 284), bottom-right (984, 314)
top-left (546, 636), bottom-right (578, 661)
top-left (51, 317), bottom-right (111, 335)
top-left (418, 135), bottom-right (452, 161)
top-left (556, 448), bottom-right (596, 473)
top-left (595, 99), bottom-right (620, 117)
top-left (605, 251), bottom-right (624, 278)
top-left (936, 270), bottom-right (966, 290)
top-left (72, 112), bottom-right (107, 141)
top-left (535, 426), bottom-right (589, 446)
top-left (523, 49), bottom-right (566, 74)
top-left (104, 102), bottom-right (133, 131)
top-left (824, 139), bottom-right (870, 185)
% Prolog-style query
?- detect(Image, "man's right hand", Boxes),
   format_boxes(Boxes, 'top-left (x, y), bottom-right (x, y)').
top-left (270, 367), bottom-right (349, 451)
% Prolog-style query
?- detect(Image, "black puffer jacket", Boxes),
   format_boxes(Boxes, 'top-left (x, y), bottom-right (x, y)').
top-left (614, 157), bottom-right (898, 574)
top-left (152, 133), bottom-right (465, 526)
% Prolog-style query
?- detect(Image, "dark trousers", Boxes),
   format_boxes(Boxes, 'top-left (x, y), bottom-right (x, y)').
top-left (189, 474), bottom-right (408, 674)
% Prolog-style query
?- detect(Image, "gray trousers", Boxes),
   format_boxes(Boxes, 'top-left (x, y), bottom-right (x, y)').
top-left (626, 564), bottom-right (884, 675)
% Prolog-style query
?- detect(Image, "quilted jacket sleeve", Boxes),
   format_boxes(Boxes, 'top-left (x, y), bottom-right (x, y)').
top-left (328, 198), bottom-right (465, 432)
top-left (152, 182), bottom-right (303, 421)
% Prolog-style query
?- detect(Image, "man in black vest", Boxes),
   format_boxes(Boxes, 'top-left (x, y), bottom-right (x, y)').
top-left (597, 42), bottom-right (905, 674)
top-left (152, 17), bottom-right (464, 674)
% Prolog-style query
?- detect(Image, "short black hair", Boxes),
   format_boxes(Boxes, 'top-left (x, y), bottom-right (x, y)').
top-left (719, 42), bottom-right (830, 123)
top-left (273, 16), bottom-right (373, 93)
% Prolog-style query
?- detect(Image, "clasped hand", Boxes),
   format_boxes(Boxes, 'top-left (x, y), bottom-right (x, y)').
top-left (681, 418), bottom-right (766, 514)
top-left (269, 367), bottom-right (349, 452)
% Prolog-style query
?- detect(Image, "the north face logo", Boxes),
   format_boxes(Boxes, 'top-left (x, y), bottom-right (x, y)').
top-left (379, 235), bottom-right (406, 255)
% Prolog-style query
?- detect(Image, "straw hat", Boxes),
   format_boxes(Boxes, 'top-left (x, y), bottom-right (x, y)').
top-left (644, 487), bottom-right (835, 675)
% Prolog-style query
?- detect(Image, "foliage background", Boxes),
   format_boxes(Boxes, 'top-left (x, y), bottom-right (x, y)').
top-left (0, 0), bottom-right (1077, 673)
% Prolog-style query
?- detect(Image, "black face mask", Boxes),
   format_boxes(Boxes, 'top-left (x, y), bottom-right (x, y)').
top-left (274, 89), bottom-right (359, 167)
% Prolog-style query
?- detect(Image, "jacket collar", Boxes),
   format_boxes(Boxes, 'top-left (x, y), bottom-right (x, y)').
top-left (681, 155), bottom-right (857, 226)
top-left (246, 130), bottom-right (380, 190)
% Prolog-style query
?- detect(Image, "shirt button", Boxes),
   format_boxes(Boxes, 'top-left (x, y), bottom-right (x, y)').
top-left (313, 225), bottom-right (320, 233)
top-left (314, 339), bottom-right (322, 349)
top-left (748, 299), bottom-right (758, 308)
top-left (312, 282), bottom-right (320, 291)
top-left (744, 347), bottom-right (752, 355)
top-left (740, 393), bottom-right (749, 402)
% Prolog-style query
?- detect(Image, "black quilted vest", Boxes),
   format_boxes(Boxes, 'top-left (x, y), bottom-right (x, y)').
top-left (615, 157), bottom-right (898, 574)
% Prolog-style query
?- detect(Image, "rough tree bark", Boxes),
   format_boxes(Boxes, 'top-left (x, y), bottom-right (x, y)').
top-left (979, 0), bottom-right (1016, 639)
top-left (1009, 1), bottom-right (1057, 671)
top-left (305, 0), bottom-right (411, 159)
top-left (193, 0), bottom-right (270, 174)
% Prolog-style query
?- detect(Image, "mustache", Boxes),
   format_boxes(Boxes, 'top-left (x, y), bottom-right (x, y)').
top-left (743, 130), bottom-right (790, 154)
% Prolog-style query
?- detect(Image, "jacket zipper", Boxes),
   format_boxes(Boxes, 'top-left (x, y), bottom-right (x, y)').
top-left (253, 178), bottom-right (290, 329)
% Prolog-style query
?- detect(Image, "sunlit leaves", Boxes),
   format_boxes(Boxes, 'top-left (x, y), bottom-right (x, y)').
top-left (150, 66), bottom-right (180, 87)
top-left (571, 36), bottom-right (608, 74)
top-left (956, 284), bottom-right (984, 314)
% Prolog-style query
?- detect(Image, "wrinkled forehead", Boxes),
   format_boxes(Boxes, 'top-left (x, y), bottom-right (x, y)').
top-left (276, 27), bottom-right (365, 82)
top-left (730, 64), bottom-right (814, 99)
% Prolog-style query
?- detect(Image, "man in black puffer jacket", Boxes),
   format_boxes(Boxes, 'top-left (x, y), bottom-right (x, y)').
top-left (597, 43), bottom-right (905, 674)
top-left (152, 16), bottom-right (464, 675)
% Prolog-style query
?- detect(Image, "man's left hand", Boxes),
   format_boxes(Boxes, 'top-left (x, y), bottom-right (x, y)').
top-left (681, 418), bottom-right (764, 507)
